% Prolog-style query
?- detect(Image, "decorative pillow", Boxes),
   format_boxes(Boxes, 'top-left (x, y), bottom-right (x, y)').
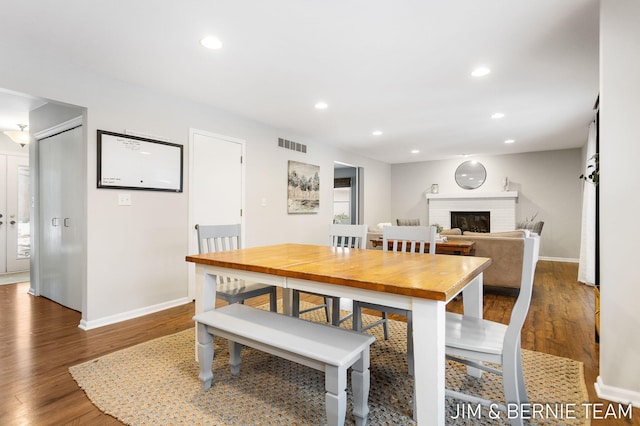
top-left (396, 218), bottom-right (421, 226)
top-left (441, 228), bottom-right (462, 235)
top-left (369, 223), bottom-right (393, 232)
top-left (517, 220), bottom-right (544, 235)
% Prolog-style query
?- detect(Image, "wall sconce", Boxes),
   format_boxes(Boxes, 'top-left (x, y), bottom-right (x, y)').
top-left (3, 124), bottom-right (30, 147)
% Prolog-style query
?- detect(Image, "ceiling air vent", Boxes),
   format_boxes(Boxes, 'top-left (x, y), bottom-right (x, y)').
top-left (278, 137), bottom-right (307, 153)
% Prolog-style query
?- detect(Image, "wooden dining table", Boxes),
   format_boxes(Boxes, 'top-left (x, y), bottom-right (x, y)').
top-left (186, 243), bottom-right (491, 425)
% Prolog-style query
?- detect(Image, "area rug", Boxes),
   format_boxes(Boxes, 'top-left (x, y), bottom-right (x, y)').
top-left (70, 303), bottom-right (590, 425)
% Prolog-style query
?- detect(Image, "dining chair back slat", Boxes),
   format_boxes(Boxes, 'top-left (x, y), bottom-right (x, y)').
top-left (383, 225), bottom-right (437, 255)
top-left (327, 223), bottom-right (368, 249)
top-left (196, 224), bottom-right (277, 312)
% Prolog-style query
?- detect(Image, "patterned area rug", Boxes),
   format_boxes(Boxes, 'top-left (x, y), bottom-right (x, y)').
top-left (70, 303), bottom-right (590, 425)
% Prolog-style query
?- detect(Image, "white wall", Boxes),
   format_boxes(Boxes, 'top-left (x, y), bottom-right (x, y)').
top-left (0, 47), bottom-right (391, 327)
top-left (597, 0), bottom-right (640, 406)
top-left (390, 149), bottom-right (584, 259)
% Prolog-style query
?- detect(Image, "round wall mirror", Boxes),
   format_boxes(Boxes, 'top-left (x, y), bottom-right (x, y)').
top-left (455, 161), bottom-right (487, 190)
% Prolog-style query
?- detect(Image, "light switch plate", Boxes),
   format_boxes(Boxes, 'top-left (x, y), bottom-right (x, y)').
top-left (118, 193), bottom-right (132, 206)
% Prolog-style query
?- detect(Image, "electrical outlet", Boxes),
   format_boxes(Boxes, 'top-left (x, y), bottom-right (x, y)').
top-left (118, 193), bottom-right (132, 206)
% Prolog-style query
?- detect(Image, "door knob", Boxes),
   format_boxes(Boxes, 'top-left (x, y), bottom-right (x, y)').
top-left (10, 220), bottom-right (16, 225)
top-left (0, 221), bottom-right (3, 225)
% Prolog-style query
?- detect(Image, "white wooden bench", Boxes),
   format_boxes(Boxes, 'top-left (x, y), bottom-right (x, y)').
top-left (193, 303), bottom-right (376, 426)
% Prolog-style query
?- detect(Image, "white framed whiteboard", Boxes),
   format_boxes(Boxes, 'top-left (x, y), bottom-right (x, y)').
top-left (97, 130), bottom-right (183, 192)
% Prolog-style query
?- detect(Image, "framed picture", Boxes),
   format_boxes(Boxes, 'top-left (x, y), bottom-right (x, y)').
top-left (287, 160), bottom-right (319, 213)
top-left (97, 130), bottom-right (183, 192)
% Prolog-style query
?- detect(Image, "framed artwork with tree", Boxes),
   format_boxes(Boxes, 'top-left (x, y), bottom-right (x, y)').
top-left (287, 160), bottom-right (319, 213)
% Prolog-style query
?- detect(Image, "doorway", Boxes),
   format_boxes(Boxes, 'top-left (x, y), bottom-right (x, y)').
top-left (0, 154), bottom-right (30, 274)
top-left (1, 89), bottom-right (86, 316)
top-left (187, 129), bottom-right (245, 299)
top-left (333, 162), bottom-right (363, 225)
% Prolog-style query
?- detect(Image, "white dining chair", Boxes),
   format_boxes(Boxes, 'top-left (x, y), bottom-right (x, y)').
top-left (445, 236), bottom-right (537, 426)
top-left (196, 224), bottom-right (278, 312)
top-left (292, 223), bottom-right (368, 326)
top-left (353, 225), bottom-right (437, 375)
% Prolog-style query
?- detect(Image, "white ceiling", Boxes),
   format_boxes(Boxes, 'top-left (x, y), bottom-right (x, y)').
top-left (0, 90), bottom-right (46, 136)
top-left (1, 0), bottom-right (599, 163)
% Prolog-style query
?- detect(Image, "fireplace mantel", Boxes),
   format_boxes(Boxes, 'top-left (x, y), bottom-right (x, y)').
top-left (426, 191), bottom-right (518, 232)
top-left (425, 191), bottom-right (518, 200)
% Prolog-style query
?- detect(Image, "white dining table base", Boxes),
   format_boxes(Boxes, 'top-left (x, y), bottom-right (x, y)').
top-left (194, 262), bottom-right (484, 425)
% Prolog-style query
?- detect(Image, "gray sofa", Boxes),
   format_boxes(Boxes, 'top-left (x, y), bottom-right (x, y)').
top-left (444, 229), bottom-right (539, 290)
top-left (367, 226), bottom-right (539, 289)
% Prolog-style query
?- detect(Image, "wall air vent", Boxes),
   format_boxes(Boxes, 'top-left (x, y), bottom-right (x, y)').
top-left (278, 137), bottom-right (307, 153)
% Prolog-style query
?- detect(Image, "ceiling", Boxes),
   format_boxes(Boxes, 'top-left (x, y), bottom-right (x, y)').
top-left (0, 1), bottom-right (599, 163)
top-left (0, 90), bottom-right (46, 138)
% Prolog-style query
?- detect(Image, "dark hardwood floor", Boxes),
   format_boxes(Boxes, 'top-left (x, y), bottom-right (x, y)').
top-left (1, 261), bottom-right (637, 425)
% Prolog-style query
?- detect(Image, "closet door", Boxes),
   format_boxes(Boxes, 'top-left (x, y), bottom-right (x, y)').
top-left (39, 126), bottom-right (82, 310)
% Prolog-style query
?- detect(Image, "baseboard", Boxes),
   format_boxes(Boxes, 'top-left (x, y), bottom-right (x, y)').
top-left (538, 256), bottom-right (579, 263)
top-left (595, 376), bottom-right (640, 407)
top-left (78, 297), bottom-right (192, 330)
top-left (0, 271), bottom-right (30, 285)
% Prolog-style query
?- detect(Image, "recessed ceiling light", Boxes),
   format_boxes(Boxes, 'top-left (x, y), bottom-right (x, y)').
top-left (200, 36), bottom-right (223, 50)
top-left (411, 149), bottom-right (420, 154)
top-left (314, 102), bottom-right (328, 110)
top-left (491, 112), bottom-right (505, 119)
top-left (471, 67), bottom-right (491, 77)
top-left (504, 139), bottom-right (515, 144)
top-left (372, 130), bottom-right (383, 136)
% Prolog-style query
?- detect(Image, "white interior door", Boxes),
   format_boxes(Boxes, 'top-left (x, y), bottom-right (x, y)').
top-left (0, 154), bottom-right (30, 274)
top-left (0, 155), bottom-right (6, 273)
top-left (6, 155), bottom-right (30, 272)
top-left (188, 129), bottom-right (244, 298)
top-left (38, 125), bottom-right (83, 310)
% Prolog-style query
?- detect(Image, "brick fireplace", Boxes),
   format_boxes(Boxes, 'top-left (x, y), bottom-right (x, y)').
top-left (425, 191), bottom-right (518, 233)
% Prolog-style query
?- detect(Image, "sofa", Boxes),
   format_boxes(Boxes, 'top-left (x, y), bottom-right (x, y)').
top-left (366, 225), bottom-right (539, 290)
top-left (444, 229), bottom-right (540, 290)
